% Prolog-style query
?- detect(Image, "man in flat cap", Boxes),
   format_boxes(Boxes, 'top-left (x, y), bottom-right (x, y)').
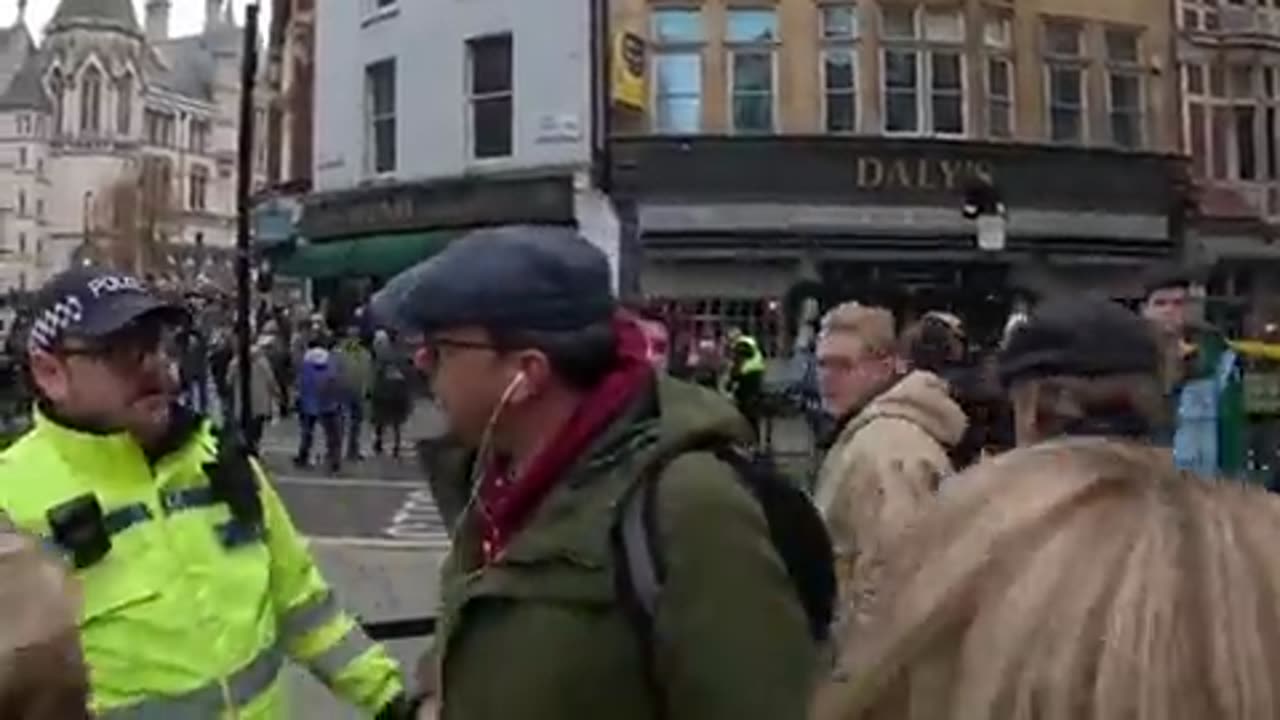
top-left (374, 225), bottom-right (816, 720)
top-left (999, 295), bottom-right (1166, 445)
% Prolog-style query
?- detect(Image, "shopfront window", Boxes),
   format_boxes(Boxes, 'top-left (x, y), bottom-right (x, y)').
top-left (651, 9), bottom-right (703, 133)
top-left (1044, 20), bottom-right (1084, 143)
top-left (984, 13), bottom-right (1013, 138)
top-left (881, 6), bottom-right (965, 136)
top-left (728, 9), bottom-right (777, 133)
top-left (821, 5), bottom-right (858, 133)
top-left (1106, 28), bottom-right (1143, 148)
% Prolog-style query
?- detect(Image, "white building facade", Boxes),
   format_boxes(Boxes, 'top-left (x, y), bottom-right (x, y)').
top-left (0, 0), bottom-right (268, 293)
top-left (305, 0), bottom-right (618, 286)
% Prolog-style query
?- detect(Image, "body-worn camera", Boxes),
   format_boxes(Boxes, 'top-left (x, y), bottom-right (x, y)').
top-left (47, 494), bottom-right (111, 569)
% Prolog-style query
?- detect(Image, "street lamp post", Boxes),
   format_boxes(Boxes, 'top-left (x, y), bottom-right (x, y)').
top-left (235, 3), bottom-right (261, 435)
top-left (81, 190), bottom-right (94, 266)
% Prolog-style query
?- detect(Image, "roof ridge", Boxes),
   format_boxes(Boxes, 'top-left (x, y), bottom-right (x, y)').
top-left (47, 0), bottom-right (141, 36)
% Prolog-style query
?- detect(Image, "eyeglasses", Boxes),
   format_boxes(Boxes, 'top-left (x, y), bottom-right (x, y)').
top-left (57, 321), bottom-right (179, 369)
top-left (415, 336), bottom-right (499, 371)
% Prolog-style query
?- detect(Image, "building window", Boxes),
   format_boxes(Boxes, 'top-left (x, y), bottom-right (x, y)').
top-left (189, 166), bottom-right (209, 211)
top-left (48, 70), bottom-right (64, 135)
top-left (1106, 29), bottom-right (1142, 148)
top-left (1236, 105), bottom-right (1257, 180)
top-left (145, 109), bottom-right (175, 146)
top-left (1267, 106), bottom-right (1278, 180)
top-left (727, 8), bottom-right (777, 134)
top-left (984, 13), bottom-right (1013, 138)
top-left (467, 34), bottom-right (514, 159)
top-left (17, 147), bottom-right (26, 168)
top-left (15, 115), bottom-right (27, 134)
top-left (821, 5), bottom-right (858, 133)
top-left (17, 233), bottom-right (25, 255)
top-left (651, 8), bottom-right (703, 133)
top-left (1044, 20), bottom-right (1085, 143)
top-left (35, 198), bottom-right (43, 220)
top-left (364, 58), bottom-right (397, 173)
top-left (190, 119), bottom-right (210, 153)
top-left (17, 190), bottom-right (25, 217)
top-left (1186, 63), bottom-right (1205, 96)
top-left (116, 75), bottom-right (132, 135)
top-left (881, 6), bottom-right (965, 135)
top-left (80, 65), bottom-right (102, 134)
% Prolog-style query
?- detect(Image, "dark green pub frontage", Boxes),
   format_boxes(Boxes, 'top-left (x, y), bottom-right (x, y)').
top-left (610, 136), bottom-right (1191, 352)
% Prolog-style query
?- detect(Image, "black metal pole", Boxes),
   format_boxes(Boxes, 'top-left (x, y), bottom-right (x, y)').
top-left (589, 0), bottom-right (612, 193)
top-left (236, 3), bottom-right (260, 435)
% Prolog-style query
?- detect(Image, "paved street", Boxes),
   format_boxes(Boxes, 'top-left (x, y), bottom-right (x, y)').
top-left (261, 400), bottom-right (449, 718)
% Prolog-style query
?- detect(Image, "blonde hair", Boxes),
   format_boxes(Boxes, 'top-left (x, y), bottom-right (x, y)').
top-left (821, 303), bottom-right (896, 357)
top-left (816, 439), bottom-right (1280, 720)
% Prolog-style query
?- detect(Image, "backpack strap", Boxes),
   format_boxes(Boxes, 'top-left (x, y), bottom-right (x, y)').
top-left (610, 432), bottom-right (730, 719)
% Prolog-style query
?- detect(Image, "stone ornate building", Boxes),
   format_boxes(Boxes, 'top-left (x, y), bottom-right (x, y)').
top-left (0, 0), bottom-right (269, 293)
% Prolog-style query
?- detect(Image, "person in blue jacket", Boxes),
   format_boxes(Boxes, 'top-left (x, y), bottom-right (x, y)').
top-left (294, 332), bottom-right (344, 473)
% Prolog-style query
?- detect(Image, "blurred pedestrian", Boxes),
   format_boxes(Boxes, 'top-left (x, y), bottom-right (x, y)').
top-left (371, 329), bottom-right (412, 458)
top-left (814, 304), bottom-right (966, 628)
top-left (176, 321), bottom-right (209, 413)
top-left (373, 225), bottom-right (816, 720)
top-left (335, 325), bottom-right (373, 461)
top-left (724, 326), bottom-right (767, 439)
top-left (228, 334), bottom-right (281, 455)
top-left (295, 333), bottom-right (344, 473)
top-left (0, 524), bottom-right (88, 719)
top-left (1141, 268), bottom-right (1246, 477)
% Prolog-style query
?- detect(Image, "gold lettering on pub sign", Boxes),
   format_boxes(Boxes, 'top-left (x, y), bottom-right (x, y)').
top-left (855, 156), bottom-right (994, 192)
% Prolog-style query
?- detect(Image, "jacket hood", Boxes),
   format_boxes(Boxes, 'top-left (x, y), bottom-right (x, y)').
top-left (841, 370), bottom-right (967, 448)
top-left (649, 374), bottom-right (756, 453)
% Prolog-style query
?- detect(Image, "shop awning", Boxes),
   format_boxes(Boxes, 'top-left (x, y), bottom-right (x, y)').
top-left (274, 230), bottom-right (457, 279)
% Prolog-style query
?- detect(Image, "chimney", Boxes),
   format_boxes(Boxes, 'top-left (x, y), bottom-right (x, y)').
top-left (145, 0), bottom-right (170, 40)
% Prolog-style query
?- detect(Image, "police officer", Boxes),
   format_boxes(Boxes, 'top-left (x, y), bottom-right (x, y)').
top-left (0, 269), bottom-right (409, 718)
top-left (725, 327), bottom-right (767, 438)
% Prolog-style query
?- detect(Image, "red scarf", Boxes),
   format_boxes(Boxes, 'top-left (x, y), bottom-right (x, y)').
top-left (477, 313), bottom-right (652, 563)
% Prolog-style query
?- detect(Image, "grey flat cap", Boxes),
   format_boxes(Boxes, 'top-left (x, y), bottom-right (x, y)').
top-left (371, 225), bottom-right (615, 334)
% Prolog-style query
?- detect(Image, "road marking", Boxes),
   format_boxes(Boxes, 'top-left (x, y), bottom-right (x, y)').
top-left (385, 489), bottom-right (450, 542)
top-left (272, 475), bottom-right (423, 489)
top-left (308, 536), bottom-right (450, 550)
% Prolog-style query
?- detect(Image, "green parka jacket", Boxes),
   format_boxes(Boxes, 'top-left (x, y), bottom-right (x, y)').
top-left (429, 375), bottom-right (817, 720)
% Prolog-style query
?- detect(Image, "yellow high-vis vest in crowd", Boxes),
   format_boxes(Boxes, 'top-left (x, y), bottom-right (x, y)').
top-left (0, 409), bottom-right (403, 719)
top-left (736, 335), bottom-right (766, 376)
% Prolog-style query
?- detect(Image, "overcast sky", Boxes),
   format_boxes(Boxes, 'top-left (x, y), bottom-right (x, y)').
top-left (0, 0), bottom-right (270, 40)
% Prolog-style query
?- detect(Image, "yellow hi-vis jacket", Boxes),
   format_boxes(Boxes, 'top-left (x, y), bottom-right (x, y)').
top-left (734, 335), bottom-right (767, 376)
top-left (0, 409), bottom-right (404, 718)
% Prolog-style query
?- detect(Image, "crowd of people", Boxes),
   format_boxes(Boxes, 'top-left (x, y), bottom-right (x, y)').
top-left (2, 223), bottom-right (1279, 720)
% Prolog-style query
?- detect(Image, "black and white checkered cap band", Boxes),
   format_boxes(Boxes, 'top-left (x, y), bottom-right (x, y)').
top-left (27, 295), bottom-right (85, 352)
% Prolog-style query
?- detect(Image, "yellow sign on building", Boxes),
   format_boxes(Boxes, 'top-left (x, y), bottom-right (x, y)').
top-left (612, 31), bottom-right (646, 110)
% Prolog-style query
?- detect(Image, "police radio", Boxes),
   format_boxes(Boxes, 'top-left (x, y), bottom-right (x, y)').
top-left (47, 494), bottom-right (111, 569)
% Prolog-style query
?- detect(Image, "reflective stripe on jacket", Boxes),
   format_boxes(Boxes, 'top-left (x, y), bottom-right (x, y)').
top-left (734, 336), bottom-right (766, 376)
top-left (0, 409), bottom-right (403, 718)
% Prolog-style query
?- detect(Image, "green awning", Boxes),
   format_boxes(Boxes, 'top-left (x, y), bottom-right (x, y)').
top-left (274, 231), bottom-right (456, 279)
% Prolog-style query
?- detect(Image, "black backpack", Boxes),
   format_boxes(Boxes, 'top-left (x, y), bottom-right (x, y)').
top-left (611, 435), bottom-right (836, 654)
